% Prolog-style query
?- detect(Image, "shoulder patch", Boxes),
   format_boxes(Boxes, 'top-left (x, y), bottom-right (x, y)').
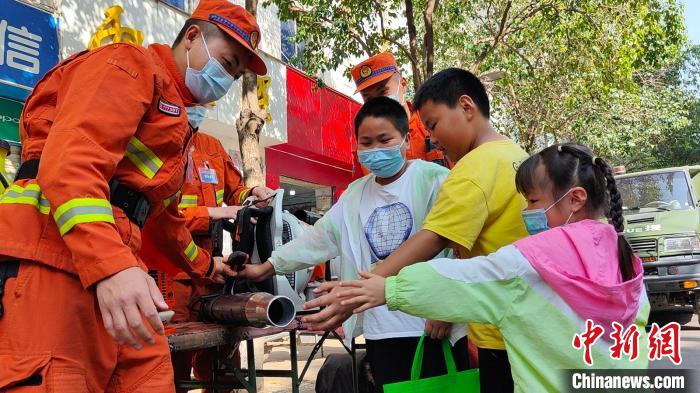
top-left (158, 98), bottom-right (181, 117)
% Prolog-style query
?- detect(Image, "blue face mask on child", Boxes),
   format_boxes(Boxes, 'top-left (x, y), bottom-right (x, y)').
top-left (185, 32), bottom-right (235, 104)
top-left (521, 189), bottom-right (574, 235)
top-left (358, 138), bottom-right (406, 178)
top-left (186, 106), bottom-right (207, 128)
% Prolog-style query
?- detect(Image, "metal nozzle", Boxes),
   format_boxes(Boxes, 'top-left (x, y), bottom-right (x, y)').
top-left (200, 292), bottom-right (296, 328)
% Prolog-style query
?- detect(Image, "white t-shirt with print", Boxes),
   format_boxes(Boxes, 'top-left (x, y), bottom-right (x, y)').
top-left (358, 162), bottom-right (426, 340)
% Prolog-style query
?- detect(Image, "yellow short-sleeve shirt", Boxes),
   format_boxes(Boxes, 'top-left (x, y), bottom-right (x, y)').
top-left (423, 139), bottom-right (529, 349)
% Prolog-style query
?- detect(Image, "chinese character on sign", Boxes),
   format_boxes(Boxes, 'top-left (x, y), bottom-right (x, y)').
top-left (572, 319), bottom-right (605, 366)
top-left (609, 322), bottom-right (640, 361)
top-left (648, 322), bottom-right (682, 365)
top-left (88, 6), bottom-right (144, 50)
top-left (572, 321), bottom-right (683, 365)
top-left (0, 20), bottom-right (43, 75)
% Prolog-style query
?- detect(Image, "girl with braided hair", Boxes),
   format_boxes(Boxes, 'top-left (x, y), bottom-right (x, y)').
top-left (334, 142), bottom-right (649, 392)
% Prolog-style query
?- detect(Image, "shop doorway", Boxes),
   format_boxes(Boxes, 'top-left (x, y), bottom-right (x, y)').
top-left (278, 176), bottom-right (335, 218)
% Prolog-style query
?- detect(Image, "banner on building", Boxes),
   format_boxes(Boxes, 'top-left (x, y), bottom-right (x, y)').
top-left (0, 97), bottom-right (22, 143)
top-left (0, 0), bottom-right (60, 101)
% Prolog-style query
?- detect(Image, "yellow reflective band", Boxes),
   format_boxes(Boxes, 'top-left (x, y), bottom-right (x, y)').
top-left (163, 191), bottom-right (182, 207)
top-left (216, 189), bottom-right (224, 205)
top-left (125, 137), bottom-right (163, 179)
top-left (184, 240), bottom-right (198, 262)
top-left (0, 183), bottom-right (50, 214)
top-left (54, 198), bottom-right (114, 235)
top-left (237, 189), bottom-right (251, 205)
top-left (178, 194), bottom-right (198, 209)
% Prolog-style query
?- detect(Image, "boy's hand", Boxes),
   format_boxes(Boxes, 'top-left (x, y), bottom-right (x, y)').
top-left (302, 282), bottom-right (356, 331)
top-left (337, 272), bottom-right (387, 313)
top-left (234, 260), bottom-right (276, 282)
top-left (96, 267), bottom-right (168, 349)
top-left (425, 320), bottom-right (452, 340)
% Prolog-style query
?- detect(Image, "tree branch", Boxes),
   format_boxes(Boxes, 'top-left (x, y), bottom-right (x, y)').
top-left (375, 1), bottom-right (419, 70)
top-left (405, 0), bottom-right (423, 90)
top-left (423, 0), bottom-right (439, 78)
top-left (291, 1), bottom-right (374, 56)
top-left (472, 0), bottom-right (512, 72)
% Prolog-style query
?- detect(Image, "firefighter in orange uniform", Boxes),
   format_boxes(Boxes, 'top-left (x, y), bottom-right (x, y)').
top-left (0, 1), bottom-right (267, 391)
top-left (351, 52), bottom-right (449, 168)
top-left (168, 128), bottom-right (273, 392)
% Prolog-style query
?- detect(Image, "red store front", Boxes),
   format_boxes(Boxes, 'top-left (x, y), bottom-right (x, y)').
top-left (265, 67), bottom-right (363, 215)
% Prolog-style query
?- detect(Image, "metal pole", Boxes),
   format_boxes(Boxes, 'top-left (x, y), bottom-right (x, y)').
top-left (299, 331), bottom-right (330, 381)
top-left (246, 339), bottom-right (257, 393)
top-left (290, 330), bottom-right (300, 393)
top-left (351, 338), bottom-right (358, 393)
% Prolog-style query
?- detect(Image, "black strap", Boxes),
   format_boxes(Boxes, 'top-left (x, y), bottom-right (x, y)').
top-left (0, 261), bottom-right (20, 317)
top-left (0, 173), bottom-right (8, 190)
top-left (14, 159), bottom-right (150, 228)
top-left (15, 159), bottom-right (40, 181)
top-left (209, 219), bottom-right (224, 257)
top-left (109, 180), bottom-right (150, 228)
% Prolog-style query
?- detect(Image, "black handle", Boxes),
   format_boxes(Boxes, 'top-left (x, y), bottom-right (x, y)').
top-left (224, 251), bottom-right (250, 295)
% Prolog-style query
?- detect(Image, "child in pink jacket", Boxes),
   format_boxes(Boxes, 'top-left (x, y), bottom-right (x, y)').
top-left (338, 143), bottom-right (649, 392)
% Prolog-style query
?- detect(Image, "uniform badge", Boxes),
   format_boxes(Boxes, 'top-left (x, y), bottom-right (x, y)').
top-left (250, 31), bottom-right (259, 49)
top-left (158, 98), bottom-right (181, 117)
top-left (360, 65), bottom-right (372, 78)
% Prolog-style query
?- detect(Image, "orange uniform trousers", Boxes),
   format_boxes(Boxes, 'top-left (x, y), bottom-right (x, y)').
top-left (0, 261), bottom-right (174, 393)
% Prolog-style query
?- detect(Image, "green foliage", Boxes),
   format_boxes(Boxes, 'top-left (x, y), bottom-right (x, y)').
top-left (266, 0), bottom-right (698, 170)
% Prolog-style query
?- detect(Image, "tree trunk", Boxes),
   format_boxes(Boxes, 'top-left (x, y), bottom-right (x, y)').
top-left (422, 0), bottom-right (438, 80)
top-left (404, 0), bottom-right (422, 92)
top-left (236, 0), bottom-right (266, 187)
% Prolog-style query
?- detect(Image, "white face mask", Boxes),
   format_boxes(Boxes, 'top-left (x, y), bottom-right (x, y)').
top-left (386, 82), bottom-right (403, 104)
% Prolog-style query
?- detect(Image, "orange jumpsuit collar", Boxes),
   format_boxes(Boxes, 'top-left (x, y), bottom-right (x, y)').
top-left (150, 43), bottom-right (196, 107)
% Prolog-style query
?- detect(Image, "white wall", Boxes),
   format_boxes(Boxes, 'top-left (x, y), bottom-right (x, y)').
top-left (57, 0), bottom-right (287, 149)
top-left (202, 52), bottom-right (287, 150)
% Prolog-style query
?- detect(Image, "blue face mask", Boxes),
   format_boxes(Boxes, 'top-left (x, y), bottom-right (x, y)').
top-left (185, 32), bottom-right (235, 104)
top-left (521, 189), bottom-right (574, 235)
top-left (386, 82), bottom-right (403, 104)
top-left (358, 138), bottom-right (406, 178)
top-left (186, 106), bottom-right (207, 128)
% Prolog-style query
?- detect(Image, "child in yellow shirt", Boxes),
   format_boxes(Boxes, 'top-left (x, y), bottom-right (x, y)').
top-left (305, 68), bottom-right (529, 393)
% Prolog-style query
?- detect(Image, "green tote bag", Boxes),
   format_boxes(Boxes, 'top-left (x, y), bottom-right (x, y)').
top-left (383, 334), bottom-right (480, 393)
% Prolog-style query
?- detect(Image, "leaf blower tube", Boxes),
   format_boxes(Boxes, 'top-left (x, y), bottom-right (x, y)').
top-left (199, 292), bottom-right (296, 328)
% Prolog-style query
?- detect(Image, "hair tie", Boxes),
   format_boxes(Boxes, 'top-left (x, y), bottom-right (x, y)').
top-left (557, 145), bottom-right (563, 153)
top-left (617, 231), bottom-right (625, 237)
top-left (591, 156), bottom-right (598, 165)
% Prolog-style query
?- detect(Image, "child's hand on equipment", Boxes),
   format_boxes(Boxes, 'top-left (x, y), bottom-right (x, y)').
top-left (301, 282), bottom-right (356, 331)
top-left (234, 260), bottom-right (275, 282)
top-left (212, 256), bottom-right (236, 284)
top-left (337, 272), bottom-right (387, 313)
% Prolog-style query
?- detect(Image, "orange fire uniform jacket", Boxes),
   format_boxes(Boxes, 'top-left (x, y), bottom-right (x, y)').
top-left (0, 43), bottom-right (215, 288)
top-left (178, 131), bottom-right (251, 253)
top-left (405, 102), bottom-right (447, 164)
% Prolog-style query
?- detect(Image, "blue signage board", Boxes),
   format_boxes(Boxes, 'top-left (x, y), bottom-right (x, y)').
top-left (0, 0), bottom-right (60, 101)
